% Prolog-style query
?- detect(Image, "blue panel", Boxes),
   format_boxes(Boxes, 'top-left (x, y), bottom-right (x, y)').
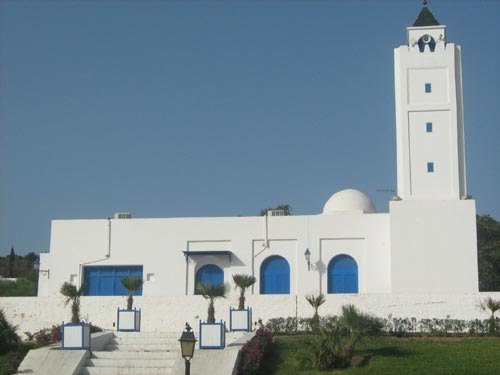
top-left (427, 162), bottom-right (434, 173)
top-left (426, 122), bottom-right (433, 132)
top-left (425, 83), bottom-right (432, 93)
top-left (260, 256), bottom-right (290, 294)
top-left (84, 266), bottom-right (143, 296)
top-left (195, 264), bottom-right (223, 295)
top-left (327, 255), bottom-right (358, 294)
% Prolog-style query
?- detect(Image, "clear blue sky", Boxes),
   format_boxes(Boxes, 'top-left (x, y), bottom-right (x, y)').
top-left (1, 1), bottom-right (499, 256)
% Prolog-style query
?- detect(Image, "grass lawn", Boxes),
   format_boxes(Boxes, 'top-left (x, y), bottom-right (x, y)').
top-left (261, 335), bottom-right (500, 375)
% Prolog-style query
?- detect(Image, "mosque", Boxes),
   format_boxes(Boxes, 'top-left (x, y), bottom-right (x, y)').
top-left (37, 5), bottom-right (479, 301)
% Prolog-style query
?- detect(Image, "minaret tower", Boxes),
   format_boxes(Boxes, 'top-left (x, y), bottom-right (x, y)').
top-left (390, 3), bottom-right (478, 294)
top-left (394, 2), bottom-right (466, 200)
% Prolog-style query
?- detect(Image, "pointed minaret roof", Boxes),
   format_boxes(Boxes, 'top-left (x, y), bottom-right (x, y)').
top-left (413, 4), bottom-right (440, 27)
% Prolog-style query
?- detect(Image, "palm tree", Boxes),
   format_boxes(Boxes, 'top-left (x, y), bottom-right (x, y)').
top-left (197, 282), bottom-right (229, 323)
top-left (480, 297), bottom-right (500, 334)
top-left (338, 304), bottom-right (382, 364)
top-left (120, 276), bottom-right (144, 310)
top-left (306, 293), bottom-right (326, 331)
top-left (60, 282), bottom-right (85, 324)
top-left (232, 274), bottom-right (256, 309)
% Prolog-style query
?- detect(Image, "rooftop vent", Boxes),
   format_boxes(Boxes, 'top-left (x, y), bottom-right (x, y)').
top-left (114, 212), bottom-right (132, 219)
top-left (267, 209), bottom-right (285, 217)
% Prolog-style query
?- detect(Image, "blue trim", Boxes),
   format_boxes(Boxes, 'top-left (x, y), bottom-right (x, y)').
top-left (117, 308), bottom-right (141, 332)
top-left (199, 320), bottom-right (226, 349)
top-left (425, 83), bottom-right (432, 93)
top-left (229, 307), bottom-right (252, 332)
top-left (61, 322), bottom-right (91, 350)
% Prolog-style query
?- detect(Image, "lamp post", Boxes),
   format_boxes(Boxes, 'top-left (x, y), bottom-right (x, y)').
top-left (179, 323), bottom-right (197, 375)
top-left (304, 249), bottom-right (311, 271)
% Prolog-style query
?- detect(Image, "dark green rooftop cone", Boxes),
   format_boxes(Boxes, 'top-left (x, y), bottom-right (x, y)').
top-left (413, 6), bottom-right (440, 27)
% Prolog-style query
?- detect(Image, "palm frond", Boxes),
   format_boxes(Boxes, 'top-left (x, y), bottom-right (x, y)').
top-left (120, 276), bottom-right (144, 294)
top-left (196, 282), bottom-right (229, 300)
top-left (232, 274), bottom-right (257, 290)
top-left (306, 293), bottom-right (326, 309)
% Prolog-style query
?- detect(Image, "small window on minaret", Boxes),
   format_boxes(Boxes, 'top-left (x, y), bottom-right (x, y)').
top-left (427, 162), bottom-right (435, 173)
top-left (425, 83), bottom-right (432, 93)
top-left (426, 122), bottom-right (433, 132)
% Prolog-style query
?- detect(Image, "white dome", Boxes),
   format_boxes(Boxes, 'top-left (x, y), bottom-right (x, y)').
top-left (322, 189), bottom-right (376, 214)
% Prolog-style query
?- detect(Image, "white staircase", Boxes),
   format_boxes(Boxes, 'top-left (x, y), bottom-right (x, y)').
top-left (78, 331), bottom-right (180, 375)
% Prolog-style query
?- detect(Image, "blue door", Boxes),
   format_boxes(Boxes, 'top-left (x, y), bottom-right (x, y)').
top-left (328, 255), bottom-right (358, 294)
top-left (83, 266), bottom-right (143, 296)
top-left (260, 256), bottom-right (290, 294)
top-left (195, 264), bottom-right (223, 295)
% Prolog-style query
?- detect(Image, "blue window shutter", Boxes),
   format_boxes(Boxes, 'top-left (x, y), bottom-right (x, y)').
top-left (260, 256), bottom-right (290, 295)
top-left (83, 266), bottom-right (143, 296)
top-left (327, 255), bottom-right (358, 294)
top-left (195, 264), bottom-right (224, 295)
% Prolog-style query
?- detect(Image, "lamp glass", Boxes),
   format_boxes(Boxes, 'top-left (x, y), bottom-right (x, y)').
top-left (179, 331), bottom-right (196, 359)
top-left (304, 249), bottom-right (311, 261)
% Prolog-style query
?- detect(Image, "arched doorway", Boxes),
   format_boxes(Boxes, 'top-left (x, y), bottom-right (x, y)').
top-left (260, 255), bottom-right (290, 294)
top-left (195, 264), bottom-right (223, 295)
top-left (327, 254), bottom-right (358, 294)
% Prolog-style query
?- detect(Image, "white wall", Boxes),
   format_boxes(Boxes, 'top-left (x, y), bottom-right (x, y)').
top-left (38, 212), bottom-right (390, 298)
top-left (2, 293), bottom-right (499, 338)
top-left (390, 199), bottom-right (478, 293)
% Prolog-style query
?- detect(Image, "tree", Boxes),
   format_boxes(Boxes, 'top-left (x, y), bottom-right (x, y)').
top-left (232, 274), bottom-right (256, 309)
top-left (480, 296), bottom-right (500, 335)
top-left (306, 293), bottom-right (326, 331)
top-left (60, 282), bottom-right (85, 324)
top-left (7, 246), bottom-right (15, 278)
top-left (477, 215), bottom-right (500, 291)
top-left (196, 282), bottom-right (229, 323)
top-left (258, 204), bottom-right (292, 216)
top-left (120, 276), bottom-right (144, 310)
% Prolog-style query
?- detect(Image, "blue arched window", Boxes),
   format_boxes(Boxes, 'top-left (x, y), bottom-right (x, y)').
top-left (260, 256), bottom-right (290, 295)
top-left (195, 264), bottom-right (223, 295)
top-left (327, 254), bottom-right (358, 294)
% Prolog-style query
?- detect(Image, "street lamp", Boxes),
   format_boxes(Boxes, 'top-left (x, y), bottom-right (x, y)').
top-left (304, 248), bottom-right (311, 271)
top-left (179, 322), bottom-right (197, 375)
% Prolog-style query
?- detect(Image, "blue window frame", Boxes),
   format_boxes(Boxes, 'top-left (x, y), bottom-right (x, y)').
top-left (426, 122), bottom-right (433, 132)
top-left (260, 256), bottom-right (290, 295)
top-left (425, 83), bottom-right (432, 93)
top-left (83, 265), bottom-right (143, 296)
top-left (195, 264), bottom-right (223, 295)
top-left (327, 255), bottom-right (358, 294)
top-left (427, 162), bottom-right (434, 172)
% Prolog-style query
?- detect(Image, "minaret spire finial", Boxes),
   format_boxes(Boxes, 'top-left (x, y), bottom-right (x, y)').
top-left (423, 0), bottom-right (428, 6)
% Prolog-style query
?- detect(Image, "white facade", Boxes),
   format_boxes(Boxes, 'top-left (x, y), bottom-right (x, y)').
top-left (37, 6), bottom-right (479, 307)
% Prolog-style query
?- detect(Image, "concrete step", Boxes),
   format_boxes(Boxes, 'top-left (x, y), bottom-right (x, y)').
top-left (91, 350), bottom-right (178, 360)
top-left (111, 336), bottom-right (180, 344)
top-left (79, 367), bottom-right (172, 375)
top-left (103, 343), bottom-right (178, 351)
top-left (85, 358), bottom-right (175, 368)
top-left (114, 331), bottom-right (185, 339)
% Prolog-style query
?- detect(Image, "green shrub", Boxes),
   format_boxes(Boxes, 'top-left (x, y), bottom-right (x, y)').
top-left (0, 309), bottom-right (19, 354)
top-left (0, 277), bottom-right (37, 296)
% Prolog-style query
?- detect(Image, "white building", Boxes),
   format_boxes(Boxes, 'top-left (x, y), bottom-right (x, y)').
top-left (37, 5), bottom-right (479, 302)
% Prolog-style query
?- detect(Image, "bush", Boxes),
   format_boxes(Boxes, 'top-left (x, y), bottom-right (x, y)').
top-left (0, 277), bottom-right (37, 296)
top-left (0, 309), bottom-right (20, 354)
top-left (237, 327), bottom-right (273, 375)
